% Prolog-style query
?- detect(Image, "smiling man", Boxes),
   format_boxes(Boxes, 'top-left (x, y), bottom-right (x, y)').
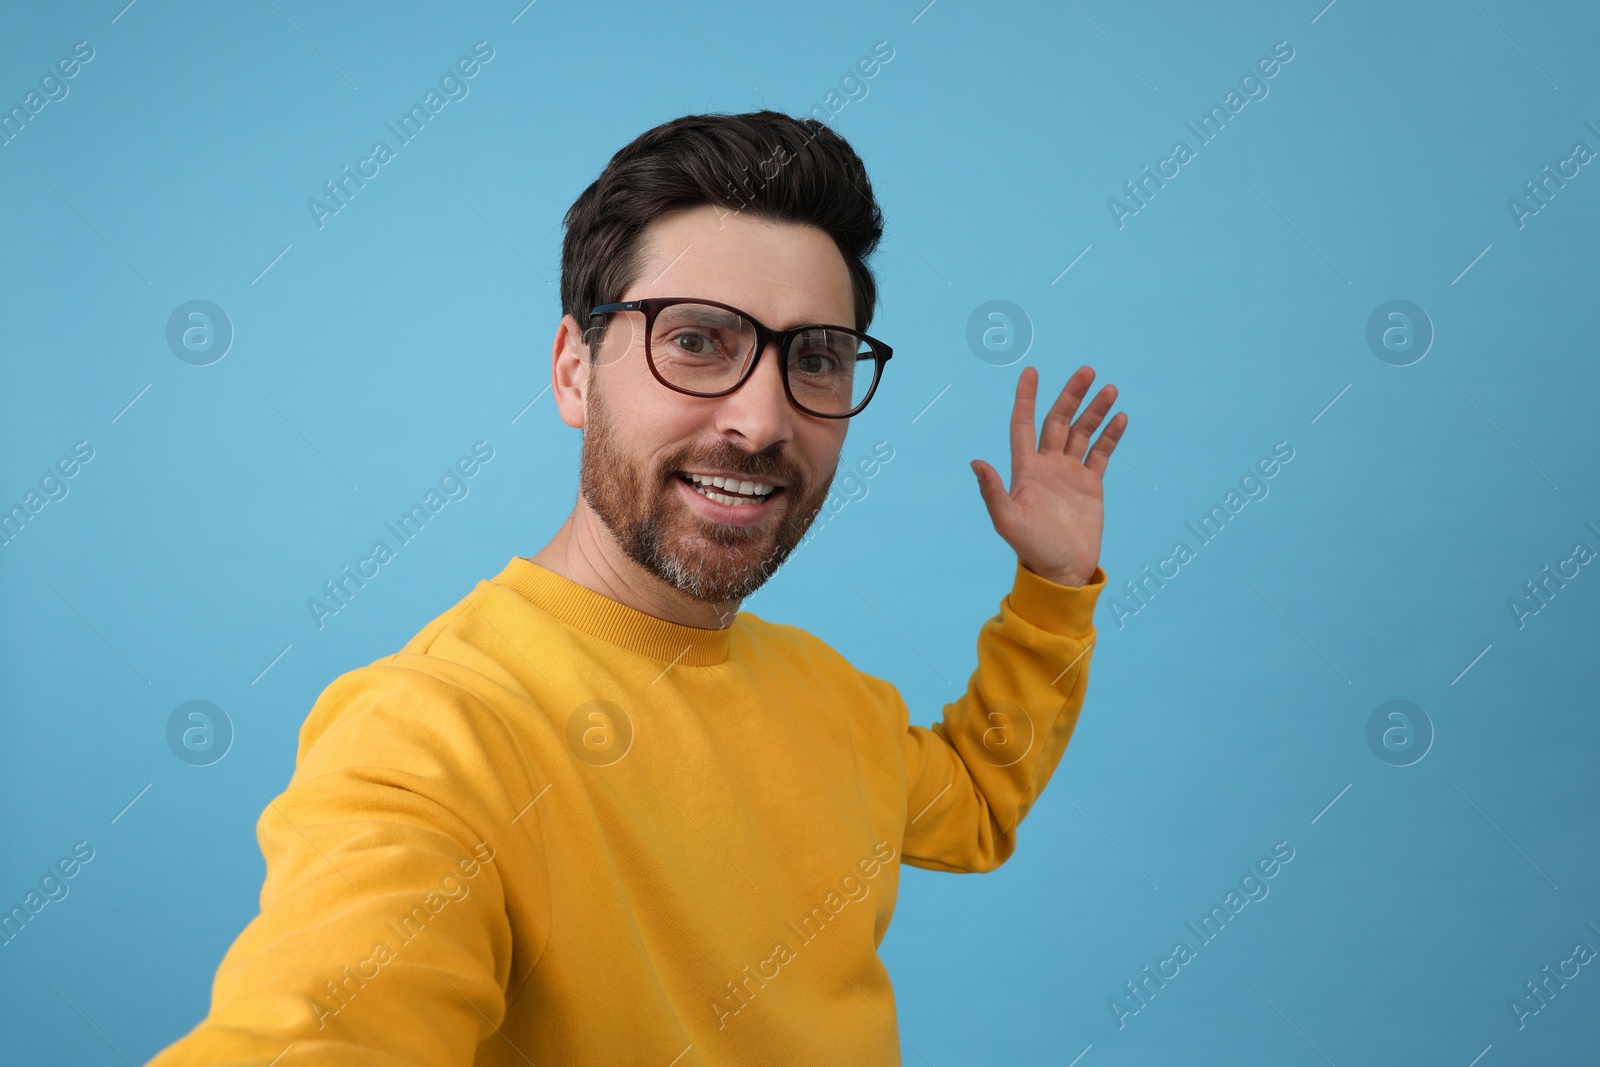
top-left (541, 199), bottom-right (855, 620)
top-left (148, 110), bottom-right (1125, 1066)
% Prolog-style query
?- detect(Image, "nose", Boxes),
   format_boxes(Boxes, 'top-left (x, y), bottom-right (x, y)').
top-left (712, 339), bottom-right (795, 448)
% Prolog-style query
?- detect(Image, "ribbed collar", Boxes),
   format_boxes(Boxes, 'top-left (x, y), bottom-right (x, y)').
top-left (491, 556), bottom-right (733, 666)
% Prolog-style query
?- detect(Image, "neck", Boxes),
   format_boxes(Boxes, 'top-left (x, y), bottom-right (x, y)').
top-left (529, 502), bottom-right (741, 630)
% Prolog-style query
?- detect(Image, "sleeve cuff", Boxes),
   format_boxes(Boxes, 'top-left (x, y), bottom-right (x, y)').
top-left (1004, 561), bottom-right (1107, 637)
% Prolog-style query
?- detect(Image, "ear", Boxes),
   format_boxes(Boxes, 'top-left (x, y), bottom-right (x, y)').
top-left (552, 313), bottom-right (590, 431)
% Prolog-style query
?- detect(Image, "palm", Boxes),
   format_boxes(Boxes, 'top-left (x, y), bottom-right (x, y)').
top-left (971, 365), bottom-right (1127, 587)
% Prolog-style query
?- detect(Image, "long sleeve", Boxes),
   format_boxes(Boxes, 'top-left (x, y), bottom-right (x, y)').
top-left (145, 664), bottom-right (546, 1066)
top-left (895, 561), bottom-right (1105, 873)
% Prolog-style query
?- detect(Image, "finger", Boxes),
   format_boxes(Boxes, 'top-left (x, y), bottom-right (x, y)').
top-left (1037, 366), bottom-right (1093, 454)
top-left (1083, 411), bottom-right (1129, 477)
top-left (1008, 366), bottom-right (1040, 469)
top-left (1064, 384), bottom-right (1118, 461)
top-left (970, 459), bottom-right (1015, 527)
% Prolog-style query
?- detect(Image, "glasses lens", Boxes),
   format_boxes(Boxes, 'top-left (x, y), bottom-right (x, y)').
top-left (649, 302), bottom-right (756, 392)
top-left (788, 328), bottom-right (877, 416)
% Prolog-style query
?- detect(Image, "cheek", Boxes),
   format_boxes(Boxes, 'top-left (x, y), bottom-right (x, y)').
top-left (598, 378), bottom-right (688, 471)
top-left (803, 434), bottom-right (847, 489)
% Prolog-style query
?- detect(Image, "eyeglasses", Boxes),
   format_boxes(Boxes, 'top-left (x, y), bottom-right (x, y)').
top-left (586, 296), bottom-right (893, 419)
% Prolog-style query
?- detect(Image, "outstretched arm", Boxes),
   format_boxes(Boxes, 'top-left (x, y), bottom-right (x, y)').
top-left (144, 668), bottom-right (547, 1066)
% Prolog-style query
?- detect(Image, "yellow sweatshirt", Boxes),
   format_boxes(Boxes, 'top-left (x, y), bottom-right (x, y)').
top-left (146, 554), bottom-right (1105, 1066)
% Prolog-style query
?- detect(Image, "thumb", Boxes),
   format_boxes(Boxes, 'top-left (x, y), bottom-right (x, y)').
top-left (970, 460), bottom-right (1011, 521)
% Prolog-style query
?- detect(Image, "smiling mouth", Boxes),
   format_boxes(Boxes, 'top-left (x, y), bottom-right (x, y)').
top-left (676, 472), bottom-right (785, 507)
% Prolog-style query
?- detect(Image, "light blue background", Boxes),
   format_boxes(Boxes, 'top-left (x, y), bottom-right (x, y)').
top-left (3, 1), bottom-right (1597, 1063)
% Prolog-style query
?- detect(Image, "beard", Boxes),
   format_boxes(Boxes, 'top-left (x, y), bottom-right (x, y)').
top-left (578, 374), bottom-right (835, 606)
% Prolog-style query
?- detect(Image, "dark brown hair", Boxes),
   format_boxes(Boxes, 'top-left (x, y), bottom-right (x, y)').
top-left (560, 110), bottom-right (885, 349)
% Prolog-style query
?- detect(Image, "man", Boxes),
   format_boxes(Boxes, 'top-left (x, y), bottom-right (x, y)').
top-left (147, 110), bottom-right (1126, 1066)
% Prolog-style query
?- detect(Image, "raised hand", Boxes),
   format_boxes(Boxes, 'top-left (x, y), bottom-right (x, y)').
top-left (970, 365), bottom-right (1127, 588)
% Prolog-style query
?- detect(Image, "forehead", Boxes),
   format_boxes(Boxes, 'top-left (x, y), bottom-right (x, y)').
top-left (627, 204), bottom-right (855, 328)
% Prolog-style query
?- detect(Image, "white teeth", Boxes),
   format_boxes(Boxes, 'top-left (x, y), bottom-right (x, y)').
top-left (684, 472), bottom-right (775, 496)
top-left (691, 485), bottom-right (766, 507)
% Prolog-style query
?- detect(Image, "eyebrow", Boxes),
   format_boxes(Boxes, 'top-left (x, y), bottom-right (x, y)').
top-left (693, 309), bottom-right (745, 330)
top-left (669, 301), bottom-right (855, 333)
top-left (658, 305), bottom-right (745, 332)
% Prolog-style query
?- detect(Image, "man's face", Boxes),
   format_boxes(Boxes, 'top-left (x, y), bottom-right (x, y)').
top-left (572, 204), bottom-right (857, 606)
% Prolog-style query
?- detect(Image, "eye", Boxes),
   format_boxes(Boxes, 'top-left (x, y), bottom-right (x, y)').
top-left (792, 334), bottom-right (854, 375)
top-left (672, 330), bottom-right (721, 356)
top-left (796, 352), bottom-right (838, 374)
